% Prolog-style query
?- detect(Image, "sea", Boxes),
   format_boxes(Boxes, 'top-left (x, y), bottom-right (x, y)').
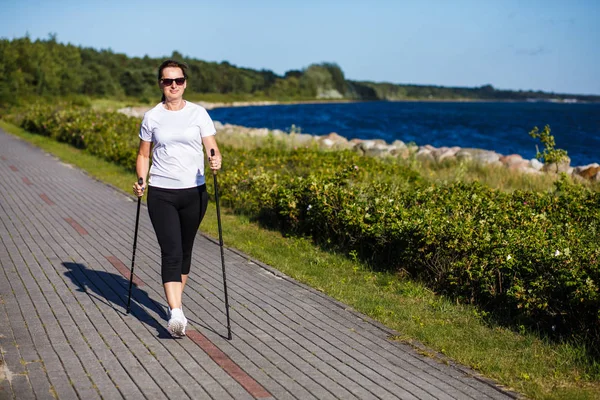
top-left (208, 101), bottom-right (600, 167)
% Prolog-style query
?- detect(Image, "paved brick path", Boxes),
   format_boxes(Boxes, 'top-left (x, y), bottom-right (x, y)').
top-left (0, 129), bottom-right (519, 399)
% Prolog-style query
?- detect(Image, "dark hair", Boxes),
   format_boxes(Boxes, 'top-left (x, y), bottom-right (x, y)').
top-left (158, 59), bottom-right (189, 102)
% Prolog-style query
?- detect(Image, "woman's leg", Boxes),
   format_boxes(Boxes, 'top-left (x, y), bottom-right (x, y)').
top-left (163, 282), bottom-right (183, 310)
top-left (148, 187), bottom-right (184, 310)
top-left (181, 274), bottom-right (188, 292)
top-left (178, 185), bottom-right (209, 301)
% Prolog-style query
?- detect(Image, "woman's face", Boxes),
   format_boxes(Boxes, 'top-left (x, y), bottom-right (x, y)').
top-left (160, 66), bottom-right (187, 101)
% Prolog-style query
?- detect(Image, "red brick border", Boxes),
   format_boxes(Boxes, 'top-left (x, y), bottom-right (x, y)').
top-left (105, 255), bottom-right (144, 287)
top-left (40, 194), bottom-right (55, 206)
top-left (64, 217), bottom-right (88, 235)
top-left (186, 330), bottom-right (271, 399)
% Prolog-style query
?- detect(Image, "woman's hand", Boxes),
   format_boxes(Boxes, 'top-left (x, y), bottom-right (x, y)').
top-left (208, 149), bottom-right (222, 171)
top-left (208, 153), bottom-right (222, 171)
top-left (133, 178), bottom-right (145, 197)
top-left (202, 136), bottom-right (221, 172)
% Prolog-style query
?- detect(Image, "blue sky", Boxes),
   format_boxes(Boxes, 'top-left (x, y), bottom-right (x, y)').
top-left (2, 0), bottom-right (599, 95)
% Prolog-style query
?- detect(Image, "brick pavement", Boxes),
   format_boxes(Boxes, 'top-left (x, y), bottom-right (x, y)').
top-left (0, 129), bottom-right (520, 399)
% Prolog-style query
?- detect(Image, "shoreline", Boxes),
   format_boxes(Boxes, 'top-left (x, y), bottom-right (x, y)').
top-left (117, 103), bottom-right (600, 181)
top-left (122, 97), bottom-right (598, 115)
top-left (197, 99), bottom-right (356, 110)
top-left (199, 97), bottom-right (597, 110)
top-left (211, 119), bottom-right (600, 181)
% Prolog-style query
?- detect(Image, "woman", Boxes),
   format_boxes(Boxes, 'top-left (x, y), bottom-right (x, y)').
top-left (133, 59), bottom-right (222, 337)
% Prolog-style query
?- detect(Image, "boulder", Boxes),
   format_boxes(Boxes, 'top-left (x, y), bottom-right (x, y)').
top-left (573, 163), bottom-right (600, 180)
top-left (415, 148), bottom-right (435, 162)
top-left (318, 132), bottom-right (351, 149)
top-left (407, 144), bottom-right (419, 154)
top-left (529, 158), bottom-right (544, 171)
top-left (499, 154), bottom-right (524, 166)
top-left (391, 140), bottom-right (407, 150)
top-left (390, 147), bottom-right (411, 159)
top-left (455, 149), bottom-right (473, 161)
top-left (290, 133), bottom-right (316, 146)
top-left (506, 160), bottom-right (531, 172)
top-left (353, 139), bottom-right (388, 155)
top-left (474, 151), bottom-right (501, 165)
top-left (433, 147), bottom-right (459, 162)
top-left (365, 144), bottom-right (392, 157)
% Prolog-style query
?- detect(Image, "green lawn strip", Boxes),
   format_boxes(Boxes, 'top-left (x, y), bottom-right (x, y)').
top-left (2, 119), bottom-right (599, 400)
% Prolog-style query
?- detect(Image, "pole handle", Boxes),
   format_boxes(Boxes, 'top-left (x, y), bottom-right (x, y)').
top-left (210, 149), bottom-right (217, 176)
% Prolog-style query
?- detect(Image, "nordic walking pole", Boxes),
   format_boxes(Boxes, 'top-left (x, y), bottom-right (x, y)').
top-left (127, 177), bottom-right (144, 314)
top-left (211, 149), bottom-right (232, 340)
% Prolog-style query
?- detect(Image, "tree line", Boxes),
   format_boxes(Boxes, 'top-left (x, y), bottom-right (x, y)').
top-left (1, 35), bottom-right (598, 105)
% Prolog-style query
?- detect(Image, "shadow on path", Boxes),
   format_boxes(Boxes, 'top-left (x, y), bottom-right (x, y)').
top-left (62, 261), bottom-right (173, 339)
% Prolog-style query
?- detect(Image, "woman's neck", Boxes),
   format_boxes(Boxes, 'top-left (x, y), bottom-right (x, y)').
top-left (163, 99), bottom-right (185, 111)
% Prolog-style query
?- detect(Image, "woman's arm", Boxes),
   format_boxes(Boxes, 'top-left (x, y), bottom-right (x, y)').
top-left (133, 140), bottom-right (151, 196)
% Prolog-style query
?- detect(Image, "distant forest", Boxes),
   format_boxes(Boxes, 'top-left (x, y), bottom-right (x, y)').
top-left (1, 35), bottom-right (599, 105)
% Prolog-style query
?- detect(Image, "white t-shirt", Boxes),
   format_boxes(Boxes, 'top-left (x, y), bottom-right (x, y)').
top-left (139, 101), bottom-right (216, 189)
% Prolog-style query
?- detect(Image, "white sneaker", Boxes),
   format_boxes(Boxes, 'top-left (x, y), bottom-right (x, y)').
top-left (178, 306), bottom-right (188, 336)
top-left (168, 308), bottom-right (185, 337)
top-left (181, 311), bottom-right (188, 336)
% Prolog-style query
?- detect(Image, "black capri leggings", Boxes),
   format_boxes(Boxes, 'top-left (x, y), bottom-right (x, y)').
top-left (147, 185), bottom-right (209, 284)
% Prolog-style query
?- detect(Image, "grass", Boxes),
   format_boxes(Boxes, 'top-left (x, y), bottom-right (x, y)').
top-left (2, 119), bottom-right (600, 399)
top-left (90, 98), bottom-right (149, 111)
top-left (420, 158), bottom-right (565, 193)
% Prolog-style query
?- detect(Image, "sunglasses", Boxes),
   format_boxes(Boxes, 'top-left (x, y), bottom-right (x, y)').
top-left (160, 77), bottom-right (186, 86)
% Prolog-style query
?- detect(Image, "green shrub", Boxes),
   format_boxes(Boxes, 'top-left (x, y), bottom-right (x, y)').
top-left (15, 102), bottom-right (139, 168)
top-left (529, 125), bottom-right (569, 164)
